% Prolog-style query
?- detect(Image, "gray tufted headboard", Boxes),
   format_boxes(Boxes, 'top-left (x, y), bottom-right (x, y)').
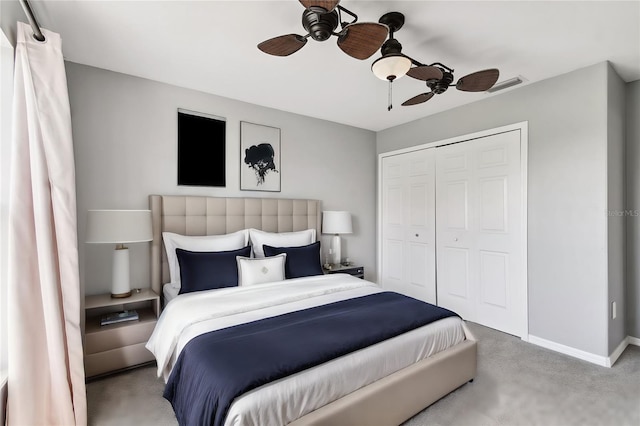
top-left (149, 195), bottom-right (322, 295)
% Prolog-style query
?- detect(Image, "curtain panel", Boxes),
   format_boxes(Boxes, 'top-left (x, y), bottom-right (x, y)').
top-left (7, 22), bottom-right (86, 425)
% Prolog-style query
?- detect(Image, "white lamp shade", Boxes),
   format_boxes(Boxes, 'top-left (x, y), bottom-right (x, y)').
top-left (86, 210), bottom-right (153, 244)
top-left (371, 54), bottom-right (412, 81)
top-left (322, 211), bottom-right (353, 235)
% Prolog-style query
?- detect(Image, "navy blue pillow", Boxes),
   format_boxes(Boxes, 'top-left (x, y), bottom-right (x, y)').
top-left (263, 241), bottom-right (323, 279)
top-left (176, 246), bottom-right (251, 294)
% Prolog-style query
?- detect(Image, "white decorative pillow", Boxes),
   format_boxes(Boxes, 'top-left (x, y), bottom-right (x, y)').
top-left (248, 228), bottom-right (316, 258)
top-left (163, 230), bottom-right (249, 288)
top-left (237, 254), bottom-right (286, 287)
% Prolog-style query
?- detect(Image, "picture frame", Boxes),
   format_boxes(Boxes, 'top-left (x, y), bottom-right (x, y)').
top-left (240, 121), bottom-right (281, 192)
top-left (177, 108), bottom-right (226, 187)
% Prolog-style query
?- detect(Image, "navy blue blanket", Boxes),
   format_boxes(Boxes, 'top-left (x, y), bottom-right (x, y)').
top-left (164, 292), bottom-right (457, 426)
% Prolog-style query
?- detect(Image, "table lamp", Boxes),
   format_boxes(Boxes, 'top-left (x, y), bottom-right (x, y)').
top-left (322, 211), bottom-right (352, 266)
top-left (86, 210), bottom-right (153, 298)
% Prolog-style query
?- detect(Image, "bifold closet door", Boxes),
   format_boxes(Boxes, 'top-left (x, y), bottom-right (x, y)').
top-left (435, 130), bottom-right (523, 337)
top-left (381, 149), bottom-right (436, 304)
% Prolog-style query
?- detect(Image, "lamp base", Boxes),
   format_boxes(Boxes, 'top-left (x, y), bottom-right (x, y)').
top-left (331, 234), bottom-right (342, 266)
top-left (111, 290), bottom-right (132, 299)
top-left (111, 246), bottom-right (131, 299)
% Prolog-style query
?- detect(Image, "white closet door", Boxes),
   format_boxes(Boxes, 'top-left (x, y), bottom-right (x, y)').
top-left (381, 149), bottom-right (436, 304)
top-left (436, 130), bottom-right (524, 337)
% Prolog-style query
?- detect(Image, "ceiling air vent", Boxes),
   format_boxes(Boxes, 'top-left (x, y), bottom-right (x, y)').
top-left (486, 76), bottom-right (526, 93)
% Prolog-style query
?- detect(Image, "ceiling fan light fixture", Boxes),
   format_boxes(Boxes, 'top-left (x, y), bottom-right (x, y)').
top-left (372, 54), bottom-right (412, 81)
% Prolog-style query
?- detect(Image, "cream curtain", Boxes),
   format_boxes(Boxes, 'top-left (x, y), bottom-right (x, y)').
top-left (7, 22), bottom-right (86, 425)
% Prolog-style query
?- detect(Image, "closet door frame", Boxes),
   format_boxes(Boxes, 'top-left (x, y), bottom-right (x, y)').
top-left (377, 121), bottom-right (529, 339)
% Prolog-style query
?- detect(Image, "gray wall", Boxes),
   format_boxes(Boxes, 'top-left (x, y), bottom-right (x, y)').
top-left (607, 65), bottom-right (627, 352)
top-left (0, 0), bottom-right (22, 47)
top-left (65, 62), bottom-right (377, 296)
top-left (627, 80), bottom-right (640, 339)
top-left (377, 62), bottom-right (621, 357)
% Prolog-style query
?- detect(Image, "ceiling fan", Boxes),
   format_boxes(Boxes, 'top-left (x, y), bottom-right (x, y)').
top-left (402, 65), bottom-right (500, 107)
top-left (369, 12), bottom-right (500, 109)
top-left (257, 0), bottom-right (389, 60)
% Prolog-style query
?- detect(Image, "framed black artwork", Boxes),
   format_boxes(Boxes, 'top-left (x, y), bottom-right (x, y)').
top-left (177, 109), bottom-right (226, 187)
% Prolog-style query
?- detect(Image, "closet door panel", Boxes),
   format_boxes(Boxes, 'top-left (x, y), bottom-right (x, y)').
top-left (381, 156), bottom-right (406, 295)
top-left (436, 130), bottom-right (522, 336)
top-left (380, 149), bottom-right (436, 304)
top-left (474, 131), bottom-right (522, 335)
top-left (436, 144), bottom-right (475, 319)
top-left (406, 150), bottom-right (436, 303)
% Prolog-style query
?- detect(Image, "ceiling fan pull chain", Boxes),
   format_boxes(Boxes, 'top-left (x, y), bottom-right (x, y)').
top-left (388, 79), bottom-right (393, 111)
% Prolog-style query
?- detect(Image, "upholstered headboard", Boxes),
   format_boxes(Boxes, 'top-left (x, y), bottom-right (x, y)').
top-left (149, 195), bottom-right (322, 295)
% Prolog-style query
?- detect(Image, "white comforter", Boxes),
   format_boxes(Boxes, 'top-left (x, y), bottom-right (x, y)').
top-left (147, 274), bottom-right (379, 379)
top-left (146, 274), bottom-right (466, 426)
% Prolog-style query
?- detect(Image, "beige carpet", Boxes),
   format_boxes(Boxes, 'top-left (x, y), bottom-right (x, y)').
top-left (87, 323), bottom-right (640, 425)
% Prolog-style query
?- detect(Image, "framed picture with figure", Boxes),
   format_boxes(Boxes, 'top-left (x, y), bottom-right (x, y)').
top-left (240, 121), bottom-right (281, 192)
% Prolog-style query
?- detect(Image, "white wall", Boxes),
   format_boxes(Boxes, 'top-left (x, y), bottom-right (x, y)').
top-left (65, 62), bottom-right (377, 296)
top-left (377, 62), bottom-right (620, 357)
top-left (626, 80), bottom-right (640, 339)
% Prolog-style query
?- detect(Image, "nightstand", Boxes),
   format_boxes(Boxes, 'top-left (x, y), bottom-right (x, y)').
top-left (84, 288), bottom-right (159, 378)
top-left (323, 264), bottom-right (364, 279)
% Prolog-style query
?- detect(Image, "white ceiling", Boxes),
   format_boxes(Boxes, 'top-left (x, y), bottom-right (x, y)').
top-left (32, 0), bottom-right (640, 131)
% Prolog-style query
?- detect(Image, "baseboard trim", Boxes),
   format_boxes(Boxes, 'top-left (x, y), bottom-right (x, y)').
top-left (528, 335), bottom-right (609, 367)
top-left (528, 335), bottom-right (636, 368)
top-left (608, 338), bottom-right (629, 367)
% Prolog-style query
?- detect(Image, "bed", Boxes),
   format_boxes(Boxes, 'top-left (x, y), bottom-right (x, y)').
top-left (146, 195), bottom-right (477, 426)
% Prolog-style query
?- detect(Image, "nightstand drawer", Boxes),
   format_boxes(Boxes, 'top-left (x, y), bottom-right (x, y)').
top-left (85, 343), bottom-right (154, 377)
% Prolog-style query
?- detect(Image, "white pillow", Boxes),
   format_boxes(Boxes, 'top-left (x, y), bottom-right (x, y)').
top-left (237, 254), bottom-right (286, 286)
top-left (163, 230), bottom-right (249, 288)
top-left (248, 228), bottom-right (316, 258)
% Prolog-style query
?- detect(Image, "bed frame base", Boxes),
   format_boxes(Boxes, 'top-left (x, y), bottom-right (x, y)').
top-left (290, 326), bottom-right (477, 426)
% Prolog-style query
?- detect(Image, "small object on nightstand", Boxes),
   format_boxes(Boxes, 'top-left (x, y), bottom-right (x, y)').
top-left (323, 264), bottom-right (364, 279)
top-left (100, 310), bottom-right (139, 326)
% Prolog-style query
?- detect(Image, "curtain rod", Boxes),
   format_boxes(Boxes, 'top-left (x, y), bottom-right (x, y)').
top-left (19, 0), bottom-right (45, 42)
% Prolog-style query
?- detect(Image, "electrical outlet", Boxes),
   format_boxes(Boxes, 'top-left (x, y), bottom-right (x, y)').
top-left (611, 301), bottom-right (617, 320)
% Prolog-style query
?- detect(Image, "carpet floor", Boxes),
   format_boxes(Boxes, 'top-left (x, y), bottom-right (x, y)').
top-left (87, 322), bottom-right (640, 425)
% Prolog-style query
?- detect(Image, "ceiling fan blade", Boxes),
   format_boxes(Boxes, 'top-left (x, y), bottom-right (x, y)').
top-left (337, 22), bottom-right (389, 60)
top-left (299, 0), bottom-right (340, 12)
top-left (407, 66), bottom-right (443, 81)
top-left (456, 68), bottom-right (500, 92)
top-left (401, 92), bottom-right (435, 106)
top-left (258, 34), bottom-right (308, 57)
